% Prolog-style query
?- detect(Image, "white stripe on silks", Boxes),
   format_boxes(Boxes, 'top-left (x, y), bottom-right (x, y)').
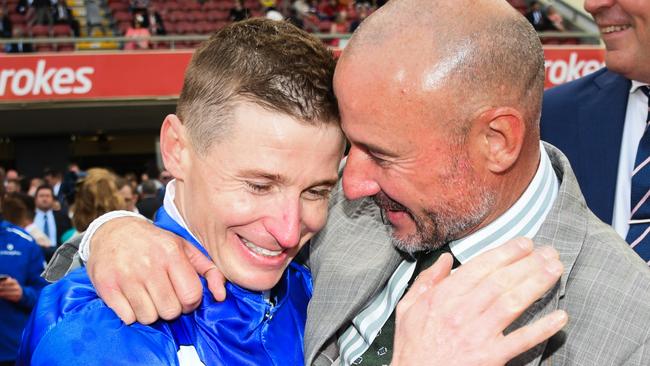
top-left (177, 346), bottom-right (205, 366)
top-left (631, 226), bottom-right (650, 248)
top-left (338, 260), bottom-right (416, 365)
top-left (631, 189), bottom-right (650, 216)
top-left (632, 156), bottom-right (650, 176)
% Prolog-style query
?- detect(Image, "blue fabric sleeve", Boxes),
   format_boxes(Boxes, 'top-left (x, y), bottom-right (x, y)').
top-left (29, 307), bottom-right (180, 366)
top-left (16, 243), bottom-right (48, 309)
top-left (17, 269), bottom-right (180, 365)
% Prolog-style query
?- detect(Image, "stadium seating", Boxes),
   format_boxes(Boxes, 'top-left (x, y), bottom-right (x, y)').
top-left (0, 0), bottom-right (582, 53)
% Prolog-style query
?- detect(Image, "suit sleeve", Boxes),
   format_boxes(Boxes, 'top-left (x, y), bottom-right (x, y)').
top-left (622, 339), bottom-right (650, 366)
top-left (42, 234), bottom-right (84, 282)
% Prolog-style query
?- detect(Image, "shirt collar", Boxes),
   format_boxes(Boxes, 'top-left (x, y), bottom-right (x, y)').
top-left (449, 142), bottom-right (559, 264)
top-left (630, 80), bottom-right (649, 94)
top-left (162, 179), bottom-right (202, 246)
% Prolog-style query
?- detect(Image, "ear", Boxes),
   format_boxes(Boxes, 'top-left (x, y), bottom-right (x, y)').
top-left (473, 107), bottom-right (525, 174)
top-left (160, 114), bottom-right (190, 181)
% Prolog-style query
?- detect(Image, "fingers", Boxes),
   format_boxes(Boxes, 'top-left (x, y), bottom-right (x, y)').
top-left (477, 248), bottom-right (563, 336)
top-left (164, 241), bottom-right (206, 313)
top-left (497, 310), bottom-right (568, 364)
top-left (398, 253), bottom-right (453, 312)
top-left (451, 237), bottom-right (536, 295)
top-left (119, 280), bottom-right (159, 325)
top-left (466, 246), bottom-right (561, 316)
top-left (94, 282), bottom-right (137, 324)
top-left (146, 272), bottom-right (183, 321)
top-left (183, 242), bottom-right (227, 302)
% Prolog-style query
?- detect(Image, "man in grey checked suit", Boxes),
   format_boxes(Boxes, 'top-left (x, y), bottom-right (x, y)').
top-left (48, 0), bottom-right (650, 364)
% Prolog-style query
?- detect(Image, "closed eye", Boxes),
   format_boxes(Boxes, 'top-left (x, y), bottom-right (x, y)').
top-left (245, 181), bottom-right (272, 194)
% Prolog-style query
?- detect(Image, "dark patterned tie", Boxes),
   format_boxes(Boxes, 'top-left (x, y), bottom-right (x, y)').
top-left (355, 246), bottom-right (460, 365)
top-left (626, 85), bottom-right (650, 262)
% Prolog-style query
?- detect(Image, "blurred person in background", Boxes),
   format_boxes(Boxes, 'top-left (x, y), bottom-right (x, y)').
top-left (5, 170), bottom-right (19, 182)
top-left (146, 3), bottom-right (165, 36)
top-left (26, 178), bottom-right (44, 197)
top-left (7, 27), bottom-right (33, 53)
top-left (0, 7), bottom-right (12, 40)
top-left (85, 0), bottom-right (107, 36)
top-left (116, 177), bottom-right (139, 214)
top-left (5, 179), bottom-right (21, 194)
top-left (135, 179), bottom-right (162, 220)
top-left (0, 188), bottom-right (48, 366)
top-left (30, 0), bottom-right (54, 28)
top-left (124, 13), bottom-right (150, 50)
top-left (541, 0), bottom-right (650, 261)
top-left (229, 0), bottom-right (249, 22)
top-left (52, 0), bottom-right (80, 36)
top-left (2, 193), bottom-right (52, 250)
top-left (43, 168), bottom-right (65, 207)
top-left (71, 168), bottom-right (126, 235)
top-left (40, 169), bottom-right (126, 280)
top-left (526, 0), bottom-right (551, 31)
top-left (34, 185), bottom-right (71, 248)
top-left (349, 3), bottom-right (368, 32)
top-left (546, 6), bottom-right (565, 31)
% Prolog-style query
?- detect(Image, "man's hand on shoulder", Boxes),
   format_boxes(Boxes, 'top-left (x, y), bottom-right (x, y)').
top-left (86, 217), bottom-right (227, 324)
top-left (392, 238), bottom-right (568, 366)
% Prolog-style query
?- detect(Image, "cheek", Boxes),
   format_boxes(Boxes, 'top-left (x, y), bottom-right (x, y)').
top-left (301, 200), bottom-right (329, 235)
top-left (216, 193), bottom-right (262, 227)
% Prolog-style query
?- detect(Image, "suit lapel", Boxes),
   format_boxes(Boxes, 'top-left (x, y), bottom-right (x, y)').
top-left (305, 188), bottom-right (404, 364)
top-left (506, 144), bottom-right (586, 365)
top-left (575, 69), bottom-right (630, 223)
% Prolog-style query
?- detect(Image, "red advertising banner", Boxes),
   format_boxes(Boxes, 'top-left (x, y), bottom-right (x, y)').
top-left (543, 46), bottom-right (605, 89)
top-left (0, 51), bottom-right (193, 102)
top-left (0, 47), bottom-right (605, 103)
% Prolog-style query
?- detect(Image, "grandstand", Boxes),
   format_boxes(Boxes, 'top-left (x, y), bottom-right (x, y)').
top-left (0, 0), bottom-right (604, 179)
top-left (0, 0), bottom-right (600, 53)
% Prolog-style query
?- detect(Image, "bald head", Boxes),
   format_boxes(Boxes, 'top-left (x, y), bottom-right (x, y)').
top-left (338, 0), bottom-right (544, 138)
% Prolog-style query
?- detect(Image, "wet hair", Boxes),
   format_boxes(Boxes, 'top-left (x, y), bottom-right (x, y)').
top-left (176, 18), bottom-right (339, 155)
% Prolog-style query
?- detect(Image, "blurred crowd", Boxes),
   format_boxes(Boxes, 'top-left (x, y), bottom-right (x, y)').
top-left (525, 0), bottom-right (565, 32)
top-left (0, 163), bottom-right (171, 363)
top-left (0, 164), bottom-right (168, 261)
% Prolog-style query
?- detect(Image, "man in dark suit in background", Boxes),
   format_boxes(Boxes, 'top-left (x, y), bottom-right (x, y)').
top-left (135, 180), bottom-right (162, 220)
top-left (34, 185), bottom-right (72, 260)
top-left (540, 0), bottom-right (650, 261)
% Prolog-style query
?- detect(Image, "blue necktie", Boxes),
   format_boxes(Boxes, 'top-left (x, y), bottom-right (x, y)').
top-left (42, 213), bottom-right (50, 238)
top-left (626, 86), bottom-right (650, 262)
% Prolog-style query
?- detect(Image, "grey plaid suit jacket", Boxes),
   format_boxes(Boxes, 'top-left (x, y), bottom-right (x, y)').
top-left (306, 143), bottom-right (650, 365)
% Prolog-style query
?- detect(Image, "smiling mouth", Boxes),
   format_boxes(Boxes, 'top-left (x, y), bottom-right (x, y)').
top-left (600, 24), bottom-right (631, 34)
top-left (240, 236), bottom-right (283, 257)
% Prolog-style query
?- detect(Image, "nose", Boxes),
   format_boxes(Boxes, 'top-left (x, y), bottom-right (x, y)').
top-left (584, 0), bottom-right (613, 15)
top-left (342, 145), bottom-right (381, 200)
top-left (264, 195), bottom-right (302, 249)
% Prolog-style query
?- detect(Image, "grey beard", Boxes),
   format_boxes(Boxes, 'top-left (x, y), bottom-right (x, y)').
top-left (388, 190), bottom-right (495, 255)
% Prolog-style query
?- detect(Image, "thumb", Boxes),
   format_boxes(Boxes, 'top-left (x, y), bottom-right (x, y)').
top-left (183, 242), bottom-right (227, 301)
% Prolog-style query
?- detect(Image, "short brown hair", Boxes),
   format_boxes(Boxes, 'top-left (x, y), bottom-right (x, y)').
top-left (2, 193), bottom-right (34, 226)
top-left (73, 168), bottom-right (125, 232)
top-left (177, 19), bottom-right (339, 155)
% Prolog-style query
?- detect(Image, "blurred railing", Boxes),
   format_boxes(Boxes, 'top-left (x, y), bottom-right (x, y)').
top-left (0, 31), bottom-right (601, 51)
